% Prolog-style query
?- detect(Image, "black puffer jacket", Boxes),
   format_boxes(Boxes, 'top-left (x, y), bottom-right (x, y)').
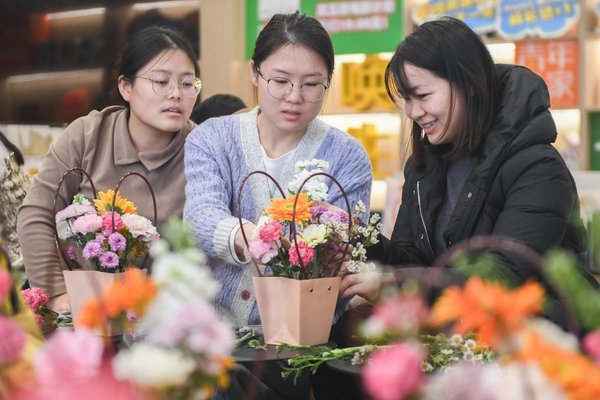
top-left (369, 64), bottom-right (589, 287)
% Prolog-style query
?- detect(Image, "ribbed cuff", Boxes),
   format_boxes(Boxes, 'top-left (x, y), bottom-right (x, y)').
top-left (214, 217), bottom-right (250, 265)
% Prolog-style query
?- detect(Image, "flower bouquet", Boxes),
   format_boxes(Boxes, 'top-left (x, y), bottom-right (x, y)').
top-left (238, 159), bottom-right (380, 345)
top-left (77, 218), bottom-right (236, 399)
top-left (53, 169), bottom-right (160, 335)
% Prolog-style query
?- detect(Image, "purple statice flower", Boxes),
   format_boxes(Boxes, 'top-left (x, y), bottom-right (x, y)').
top-left (108, 232), bottom-right (126, 252)
top-left (99, 251), bottom-right (119, 269)
top-left (310, 204), bottom-right (329, 219)
top-left (82, 239), bottom-right (103, 260)
top-left (67, 246), bottom-right (77, 260)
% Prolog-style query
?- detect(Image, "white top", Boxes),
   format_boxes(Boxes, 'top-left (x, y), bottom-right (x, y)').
top-left (261, 145), bottom-right (297, 197)
top-left (228, 146), bottom-right (297, 264)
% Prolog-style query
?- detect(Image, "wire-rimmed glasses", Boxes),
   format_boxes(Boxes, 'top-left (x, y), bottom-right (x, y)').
top-left (136, 75), bottom-right (202, 98)
top-left (256, 68), bottom-right (329, 103)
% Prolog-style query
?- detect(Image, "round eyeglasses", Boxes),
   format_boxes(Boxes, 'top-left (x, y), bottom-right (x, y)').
top-left (136, 75), bottom-right (202, 98)
top-left (257, 69), bottom-right (329, 103)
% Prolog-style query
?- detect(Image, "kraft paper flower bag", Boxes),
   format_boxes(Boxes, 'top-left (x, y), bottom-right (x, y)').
top-left (252, 275), bottom-right (340, 346)
top-left (238, 160), bottom-right (380, 345)
top-left (53, 168), bottom-right (158, 335)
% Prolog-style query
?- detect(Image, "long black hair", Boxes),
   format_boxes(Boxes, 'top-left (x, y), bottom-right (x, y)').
top-left (385, 17), bottom-right (499, 165)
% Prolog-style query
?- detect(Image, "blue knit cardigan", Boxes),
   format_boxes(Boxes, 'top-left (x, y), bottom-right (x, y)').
top-left (184, 108), bottom-right (373, 327)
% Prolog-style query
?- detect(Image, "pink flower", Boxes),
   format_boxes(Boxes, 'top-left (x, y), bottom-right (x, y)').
top-left (583, 329), bottom-right (600, 365)
top-left (288, 241), bottom-right (314, 267)
top-left (0, 316), bottom-right (26, 363)
top-left (83, 239), bottom-right (103, 259)
top-left (258, 221), bottom-right (283, 243)
top-left (35, 329), bottom-right (104, 383)
top-left (362, 343), bottom-right (425, 400)
top-left (102, 212), bottom-right (124, 233)
top-left (371, 294), bottom-right (429, 335)
top-left (33, 330), bottom-right (139, 400)
top-left (99, 251), bottom-right (120, 269)
top-left (21, 287), bottom-right (49, 311)
top-left (73, 214), bottom-right (102, 234)
top-left (247, 239), bottom-right (278, 264)
top-left (108, 232), bottom-right (126, 252)
top-left (0, 269), bottom-right (12, 301)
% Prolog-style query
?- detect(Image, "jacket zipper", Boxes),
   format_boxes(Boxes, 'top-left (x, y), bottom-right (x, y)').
top-left (416, 180), bottom-right (435, 259)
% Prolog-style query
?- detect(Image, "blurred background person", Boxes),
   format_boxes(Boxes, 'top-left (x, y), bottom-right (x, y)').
top-left (190, 93), bottom-right (247, 124)
top-left (0, 130), bottom-right (30, 281)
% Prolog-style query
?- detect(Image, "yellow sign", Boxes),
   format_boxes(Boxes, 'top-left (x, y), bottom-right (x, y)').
top-left (341, 55), bottom-right (395, 111)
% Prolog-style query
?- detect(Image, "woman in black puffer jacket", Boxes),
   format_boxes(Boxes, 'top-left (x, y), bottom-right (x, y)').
top-left (339, 17), bottom-right (597, 317)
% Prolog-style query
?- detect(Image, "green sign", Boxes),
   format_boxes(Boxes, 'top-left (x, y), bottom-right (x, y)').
top-left (245, 0), bottom-right (404, 59)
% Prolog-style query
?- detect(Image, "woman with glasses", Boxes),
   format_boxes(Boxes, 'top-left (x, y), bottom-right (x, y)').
top-left (17, 26), bottom-right (200, 313)
top-left (184, 11), bottom-right (372, 399)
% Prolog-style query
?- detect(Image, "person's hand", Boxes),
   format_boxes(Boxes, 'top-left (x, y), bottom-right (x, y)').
top-left (339, 266), bottom-right (383, 302)
top-left (234, 222), bottom-right (257, 262)
top-left (46, 292), bottom-right (70, 313)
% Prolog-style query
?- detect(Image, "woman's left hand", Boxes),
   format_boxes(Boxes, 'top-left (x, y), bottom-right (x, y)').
top-left (339, 266), bottom-right (383, 302)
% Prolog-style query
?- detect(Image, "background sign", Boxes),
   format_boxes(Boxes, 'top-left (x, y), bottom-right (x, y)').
top-left (515, 39), bottom-right (579, 108)
top-left (245, 0), bottom-right (404, 58)
top-left (412, 0), bottom-right (579, 39)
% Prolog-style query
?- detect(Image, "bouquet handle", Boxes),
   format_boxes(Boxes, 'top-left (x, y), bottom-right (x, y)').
top-left (53, 167), bottom-right (98, 270)
top-left (237, 171), bottom-right (286, 277)
top-left (291, 172), bottom-right (352, 277)
top-left (113, 172), bottom-right (158, 272)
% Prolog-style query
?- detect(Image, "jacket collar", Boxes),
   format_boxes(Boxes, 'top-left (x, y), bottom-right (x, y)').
top-left (113, 109), bottom-right (191, 171)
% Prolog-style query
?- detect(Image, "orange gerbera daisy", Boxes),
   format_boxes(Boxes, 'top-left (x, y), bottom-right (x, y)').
top-left (517, 332), bottom-right (600, 400)
top-left (266, 193), bottom-right (313, 224)
top-left (430, 277), bottom-right (544, 348)
top-left (94, 189), bottom-right (137, 214)
top-left (78, 269), bottom-right (157, 329)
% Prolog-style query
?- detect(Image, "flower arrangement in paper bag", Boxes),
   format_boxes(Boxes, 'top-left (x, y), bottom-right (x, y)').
top-left (55, 190), bottom-right (159, 272)
top-left (244, 159), bottom-right (380, 280)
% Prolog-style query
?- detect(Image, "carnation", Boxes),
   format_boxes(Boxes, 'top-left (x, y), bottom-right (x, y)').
top-left (21, 287), bottom-right (49, 310)
top-left (247, 239), bottom-right (278, 264)
top-left (113, 343), bottom-right (195, 388)
top-left (73, 214), bottom-right (103, 234)
top-left (101, 212), bottom-right (124, 233)
top-left (288, 241), bottom-right (315, 267)
top-left (121, 213), bottom-right (159, 241)
top-left (99, 251), bottom-right (120, 269)
top-left (82, 239), bottom-right (103, 260)
top-left (258, 220), bottom-right (283, 243)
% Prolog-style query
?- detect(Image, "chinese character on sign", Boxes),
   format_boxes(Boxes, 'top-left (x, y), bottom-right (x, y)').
top-left (341, 55), bottom-right (394, 111)
top-left (515, 39), bottom-right (578, 108)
